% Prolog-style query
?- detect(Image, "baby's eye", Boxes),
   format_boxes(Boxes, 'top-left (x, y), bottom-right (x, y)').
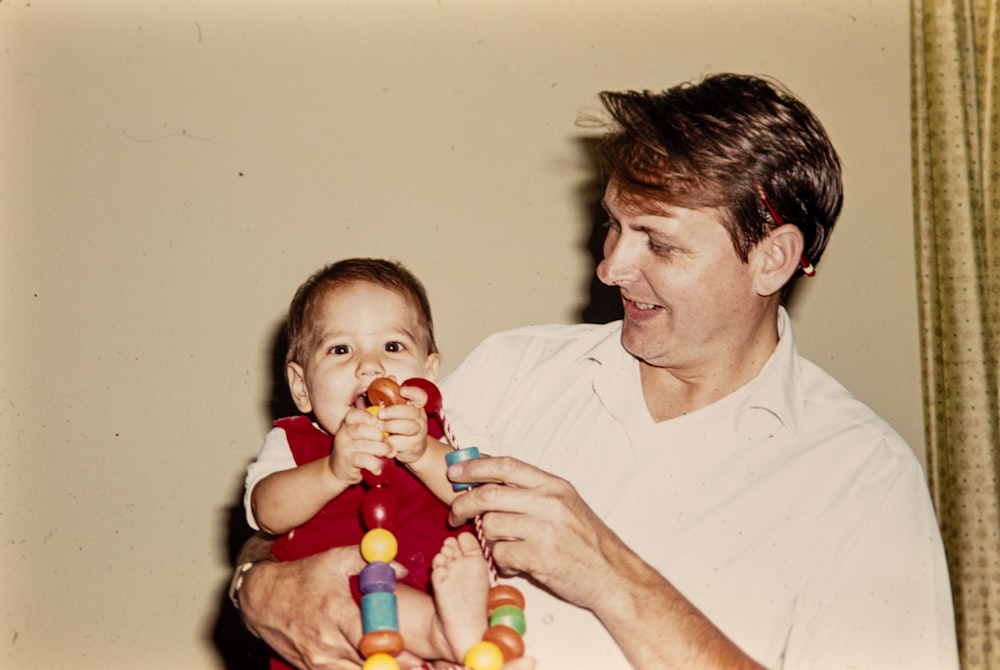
top-left (330, 344), bottom-right (350, 355)
top-left (384, 341), bottom-right (405, 353)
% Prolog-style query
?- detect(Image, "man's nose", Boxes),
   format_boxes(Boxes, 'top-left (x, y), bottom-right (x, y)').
top-left (596, 234), bottom-right (638, 287)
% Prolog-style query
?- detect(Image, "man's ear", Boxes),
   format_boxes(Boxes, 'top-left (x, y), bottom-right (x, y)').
top-left (751, 223), bottom-right (805, 297)
top-left (286, 362), bottom-right (313, 414)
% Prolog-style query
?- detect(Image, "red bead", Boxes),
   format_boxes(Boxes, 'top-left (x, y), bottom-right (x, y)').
top-left (482, 624), bottom-right (525, 660)
top-left (362, 487), bottom-right (398, 530)
top-left (401, 377), bottom-right (442, 414)
top-left (361, 456), bottom-right (395, 487)
top-left (487, 584), bottom-right (525, 614)
top-left (359, 630), bottom-right (404, 658)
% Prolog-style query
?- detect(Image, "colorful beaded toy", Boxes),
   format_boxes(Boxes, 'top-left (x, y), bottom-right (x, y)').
top-left (357, 377), bottom-right (526, 670)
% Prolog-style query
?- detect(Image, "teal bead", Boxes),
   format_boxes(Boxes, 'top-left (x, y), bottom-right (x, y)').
top-left (445, 446), bottom-right (481, 491)
top-left (361, 592), bottom-right (399, 633)
top-left (488, 604), bottom-right (526, 635)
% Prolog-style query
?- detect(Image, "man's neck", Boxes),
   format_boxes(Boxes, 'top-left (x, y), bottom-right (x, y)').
top-left (638, 310), bottom-right (780, 422)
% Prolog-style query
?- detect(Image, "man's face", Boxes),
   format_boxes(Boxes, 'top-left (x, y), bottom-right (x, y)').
top-left (595, 182), bottom-right (763, 375)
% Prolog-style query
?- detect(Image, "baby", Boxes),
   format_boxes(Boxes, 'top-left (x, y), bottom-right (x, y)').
top-left (244, 258), bottom-right (488, 667)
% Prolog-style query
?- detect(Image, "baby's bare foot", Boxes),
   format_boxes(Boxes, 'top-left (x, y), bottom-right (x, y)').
top-left (431, 532), bottom-right (490, 660)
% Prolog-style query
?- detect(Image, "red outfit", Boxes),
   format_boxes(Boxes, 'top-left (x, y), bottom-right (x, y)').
top-left (268, 415), bottom-right (466, 670)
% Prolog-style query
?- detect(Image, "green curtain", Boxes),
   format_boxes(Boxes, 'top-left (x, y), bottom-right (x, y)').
top-left (912, 0), bottom-right (1000, 667)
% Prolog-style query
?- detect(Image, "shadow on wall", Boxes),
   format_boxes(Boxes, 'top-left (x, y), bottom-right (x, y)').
top-left (575, 135), bottom-right (624, 325)
top-left (210, 323), bottom-right (294, 670)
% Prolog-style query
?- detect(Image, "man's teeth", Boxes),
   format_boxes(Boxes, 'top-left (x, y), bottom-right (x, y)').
top-left (634, 301), bottom-right (656, 310)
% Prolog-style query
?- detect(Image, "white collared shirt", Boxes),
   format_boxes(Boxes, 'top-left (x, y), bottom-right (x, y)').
top-left (440, 309), bottom-right (958, 669)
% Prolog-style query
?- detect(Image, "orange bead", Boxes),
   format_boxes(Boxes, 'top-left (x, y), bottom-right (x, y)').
top-left (361, 652), bottom-right (400, 670)
top-left (487, 584), bottom-right (526, 614)
top-left (367, 377), bottom-right (405, 406)
top-left (482, 624), bottom-right (525, 660)
top-left (359, 630), bottom-right (404, 658)
top-left (464, 640), bottom-right (505, 670)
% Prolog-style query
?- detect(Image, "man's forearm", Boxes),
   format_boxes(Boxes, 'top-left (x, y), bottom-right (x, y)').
top-left (594, 542), bottom-right (764, 670)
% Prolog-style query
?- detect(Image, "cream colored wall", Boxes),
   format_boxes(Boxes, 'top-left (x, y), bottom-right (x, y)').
top-left (1, 1), bottom-right (919, 668)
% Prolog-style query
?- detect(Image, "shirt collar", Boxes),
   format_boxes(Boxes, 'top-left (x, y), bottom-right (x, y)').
top-left (583, 307), bottom-right (804, 436)
top-left (743, 306), bottom-right (804, 435)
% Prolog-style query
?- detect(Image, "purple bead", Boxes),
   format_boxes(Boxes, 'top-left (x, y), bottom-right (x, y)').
top-left (359, 561), bottom-right (397, 594)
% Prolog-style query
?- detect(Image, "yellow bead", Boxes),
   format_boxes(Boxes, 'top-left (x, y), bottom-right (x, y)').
top-left (361, 652), bottom-right (400, 670)
top-left (361, 528), bottom-right (398, 563)
top-left (464, 640), bottom-right (505, 670)
top-left (366, 405), bottom-right (390, 438)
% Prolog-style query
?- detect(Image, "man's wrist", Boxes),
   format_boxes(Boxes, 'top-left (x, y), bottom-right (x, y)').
top-left (228, 557), bottom-right (271, 610)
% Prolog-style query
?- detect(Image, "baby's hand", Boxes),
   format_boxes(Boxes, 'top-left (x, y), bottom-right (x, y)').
top-left (377, 384), bottom-right (429, 465)
top-left (331, 408), bottom-right (394, 484)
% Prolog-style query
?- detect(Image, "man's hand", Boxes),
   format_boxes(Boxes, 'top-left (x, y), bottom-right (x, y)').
top-left (238, 541), bottom-right (422, 669)
top-left (446, 455), bottom-right (622, 612)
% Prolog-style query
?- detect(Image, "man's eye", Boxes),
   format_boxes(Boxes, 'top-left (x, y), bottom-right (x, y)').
top-left (602, 218), bottom-right (620, 232)
top-left (648, 242), bottom-right (674, 256)
top-left (384, 342), bottom-right (405, 353)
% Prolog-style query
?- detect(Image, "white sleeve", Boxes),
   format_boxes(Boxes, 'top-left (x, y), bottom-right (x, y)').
top-left (784, 449), bottom-right (959, 670)
top-left (242, 426), bottom-right (296, 530)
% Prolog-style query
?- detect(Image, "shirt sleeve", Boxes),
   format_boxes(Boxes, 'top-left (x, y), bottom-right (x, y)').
top-left (438, 330), bottom-right (519, 453)
top-left (242, 426), bottom-right (296, 530)
top-left (783, 444), bottom-right (958, 670)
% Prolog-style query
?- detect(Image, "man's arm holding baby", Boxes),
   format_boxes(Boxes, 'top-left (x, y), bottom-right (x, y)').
top-left (235, 534), bottom-right (382, 669)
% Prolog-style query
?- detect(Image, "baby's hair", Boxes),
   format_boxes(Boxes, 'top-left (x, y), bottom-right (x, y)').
top-left (286, 258), bottom-right (437, 366)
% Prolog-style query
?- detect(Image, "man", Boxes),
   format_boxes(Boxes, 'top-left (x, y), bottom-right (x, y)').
top-left (233, 73), bottom-right (958, 669)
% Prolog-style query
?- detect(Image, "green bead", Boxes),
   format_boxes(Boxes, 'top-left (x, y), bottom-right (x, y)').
top-left (488, 604), bottom-right (526, 635)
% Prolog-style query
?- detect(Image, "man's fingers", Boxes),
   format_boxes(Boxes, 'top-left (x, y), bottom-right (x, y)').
top-left (447, 454), bottom-right (554, 489)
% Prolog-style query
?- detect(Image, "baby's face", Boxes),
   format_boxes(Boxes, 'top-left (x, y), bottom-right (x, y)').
top-left (289, 280), bottom-right (438, 433)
